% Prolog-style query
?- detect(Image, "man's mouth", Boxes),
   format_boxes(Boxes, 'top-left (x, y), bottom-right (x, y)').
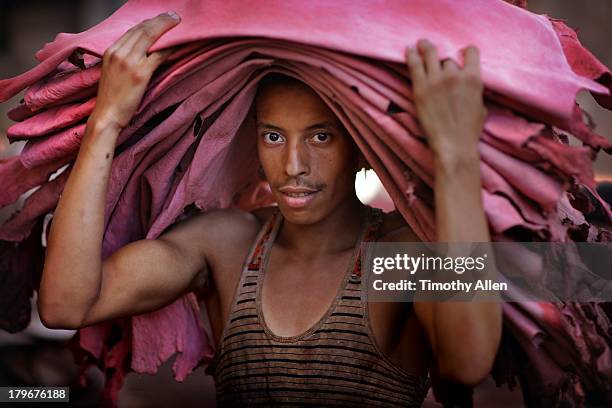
top-left (277, 186), bottom-right (321, 208)
top-left (283, 191), bottom-right (316, 197)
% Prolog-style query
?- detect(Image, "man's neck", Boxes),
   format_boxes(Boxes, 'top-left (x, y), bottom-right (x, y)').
top-left (276, 195), bottom-right (368, 257)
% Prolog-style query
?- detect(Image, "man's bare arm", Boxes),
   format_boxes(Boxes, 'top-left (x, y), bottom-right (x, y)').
top-left (37, 13), bottom-right (196, 329)
top-left (73, 216), bottom-right (210, 328)
top-left (405, 40), bottom-right (502, 386)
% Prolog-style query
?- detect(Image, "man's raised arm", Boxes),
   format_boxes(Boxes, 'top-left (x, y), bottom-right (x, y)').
top-left (405, 40), bottom-right (502, 386)
top-left (36, 13), bottom-right (210, 329)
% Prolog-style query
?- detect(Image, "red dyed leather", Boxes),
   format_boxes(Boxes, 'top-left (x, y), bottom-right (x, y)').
top-left (0, 1), bottom-right (610, 405)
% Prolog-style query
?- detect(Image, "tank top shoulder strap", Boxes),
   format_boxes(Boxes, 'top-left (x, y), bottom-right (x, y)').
top-left (351, 206), bottom-right (385, 278)
top-left (244, 208), bottom-right (283, 272)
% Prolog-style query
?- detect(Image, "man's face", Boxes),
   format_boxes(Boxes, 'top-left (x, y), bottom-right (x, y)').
top-left (255, 79), bottom-right (358, 224)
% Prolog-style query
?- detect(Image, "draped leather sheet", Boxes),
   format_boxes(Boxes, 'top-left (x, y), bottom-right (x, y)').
top-left (1, 0), bottom-right (611, 405)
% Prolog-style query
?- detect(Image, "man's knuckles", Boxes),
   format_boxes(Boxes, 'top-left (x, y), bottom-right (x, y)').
top-left (103, 50), bottom-right (133, 68)
top-left (440, 70), bottom-right (482, 89)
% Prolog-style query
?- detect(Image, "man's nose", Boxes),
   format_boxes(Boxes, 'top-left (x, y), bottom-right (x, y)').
top-left (284, 141), bottom-right (309, 177)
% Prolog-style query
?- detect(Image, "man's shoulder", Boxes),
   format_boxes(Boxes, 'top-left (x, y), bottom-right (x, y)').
top-left (180, 206), bottom-right (278, 242)
top-left (378, 209), bottom-right (420, 242)
top-left (217, 205), bottom-right (278, 226)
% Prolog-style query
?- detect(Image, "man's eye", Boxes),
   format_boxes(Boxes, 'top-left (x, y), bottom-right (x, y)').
top-left (263, 132), bottom-right (284, 144)
top-left (312, 132), bottom-right (330, 143)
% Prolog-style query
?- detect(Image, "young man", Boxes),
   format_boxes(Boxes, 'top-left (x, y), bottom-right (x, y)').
top-left (38, 13), bottom-right (501, 406)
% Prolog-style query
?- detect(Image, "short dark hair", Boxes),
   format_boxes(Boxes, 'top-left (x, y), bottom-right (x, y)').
top-left (258, 72), bottom-right (303, 87)
top-left (256, 72), bottom-right (311, 99)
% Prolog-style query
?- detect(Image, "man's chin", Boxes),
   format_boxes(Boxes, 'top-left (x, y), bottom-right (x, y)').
top-left (277, 200), bottom-right (324, 225)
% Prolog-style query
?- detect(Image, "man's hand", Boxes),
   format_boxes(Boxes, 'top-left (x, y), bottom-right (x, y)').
top-left (92, 12), bottom-right (181, 130)
top-left (405, 39), bottom-right (486, 164)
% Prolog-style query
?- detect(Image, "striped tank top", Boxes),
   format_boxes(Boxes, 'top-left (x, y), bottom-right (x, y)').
top-left (206, 206), bottom-right (431, 406)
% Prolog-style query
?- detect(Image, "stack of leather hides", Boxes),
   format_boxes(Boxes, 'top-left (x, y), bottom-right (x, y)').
top-left (1, 0), bottom-right (611, 405)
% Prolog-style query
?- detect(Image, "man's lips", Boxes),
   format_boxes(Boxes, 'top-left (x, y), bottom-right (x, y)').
top-left (278, 186), bottom-right (319, 194)
top-left (277, 186), bottom-right (321, 208)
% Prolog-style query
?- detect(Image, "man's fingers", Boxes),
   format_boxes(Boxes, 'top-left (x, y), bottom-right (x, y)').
top-left (130, 12), bottom-right (181, 58)
top-left (417, 39), bottom-right (441, 77)
top-left (144, 47), bottom-right (175, 71)
top-left (405, 46), bottom-right (426, 88)
top-left (104, 12), bottom-right (180, 62)
top-left (109, 27), bottom-right (146, 59)
top-left (462, 46), bottom-right (481, 76)
top-left (442, 58), bottom-right (460, 75)
top-left (105, 23), bottom-right (144, 54)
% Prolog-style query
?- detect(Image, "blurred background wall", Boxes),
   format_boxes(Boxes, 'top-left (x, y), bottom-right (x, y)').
top-left (0, 1), bottom-right (610, 407)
